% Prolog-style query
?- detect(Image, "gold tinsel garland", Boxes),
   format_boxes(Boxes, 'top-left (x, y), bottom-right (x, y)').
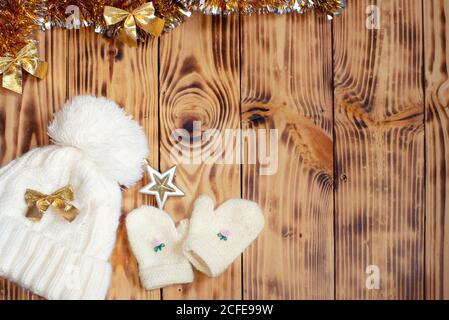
top-left (39, 0), bottom-right (117, 30)
top-left (184, 0), bottom-right (346, 16)
top-left (0, 0), bottom-right (42, 56)
top-left (0, 0), bottom-right (345, 82)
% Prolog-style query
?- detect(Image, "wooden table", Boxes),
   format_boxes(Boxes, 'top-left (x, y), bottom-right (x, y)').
top-left (0, 0), bottom-right (448, 300)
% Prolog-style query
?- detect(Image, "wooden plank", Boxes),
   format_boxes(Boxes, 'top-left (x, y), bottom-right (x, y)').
top-left (159, 14), bottom-right (241, 299)
top-left (241, 12), bottom-right (334, 299)
top-left (424, 0), bottom-right (449, 300)
top-left (67, 28), bottom-right (160, 300)
top-left (0, 29), bottom-right (67, 300)
top-left (333, 0), bottom-right (425, 299)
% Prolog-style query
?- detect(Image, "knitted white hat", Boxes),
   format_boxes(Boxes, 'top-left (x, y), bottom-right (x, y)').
top-left (0, 96), bottom-right (149, 300)
top-left (126, 206), bottom-right (194, 290)
top-left (183, 196), bottom-right (265, 277)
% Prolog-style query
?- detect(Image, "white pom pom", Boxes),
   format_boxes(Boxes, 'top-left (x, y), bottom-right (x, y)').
top-left (48, 96), bottom-right (149, 188)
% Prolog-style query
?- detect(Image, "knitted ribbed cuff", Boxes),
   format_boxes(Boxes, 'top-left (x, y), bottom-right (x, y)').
top-left (183, 235), bottom-right (227, 277)
top-left (0, 215), bottom-right (111, 300)
top-left (139, 262), bottom-right (194, 290)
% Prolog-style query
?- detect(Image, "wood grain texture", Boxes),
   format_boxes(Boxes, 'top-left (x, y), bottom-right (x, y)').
top-left (2, 2), bottom-right (448, 300)
top-left (159, 14), bottom-right (241, 299)
top-left (0, 29), bottom-right (67, 300)
top-left (424, 0), bottom-right (449, 300)
top-left (241, 12), bottom-right (334, 299)
top-left (67, 28), bottom-right (160, 300)
top-left (334, 0), bottom-right (425, 299)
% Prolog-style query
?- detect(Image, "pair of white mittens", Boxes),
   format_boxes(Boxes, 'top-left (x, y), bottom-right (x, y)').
top-left (126, 196), bottom-right (265, 290)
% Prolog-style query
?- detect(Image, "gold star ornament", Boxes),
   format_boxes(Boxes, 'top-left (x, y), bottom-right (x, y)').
top-left (140, 161), bottom-right (184, 209)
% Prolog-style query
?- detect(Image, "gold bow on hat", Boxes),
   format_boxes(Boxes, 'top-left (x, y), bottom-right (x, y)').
top-left (103, 2), bottom-right (165, 47)
top-left (0, 42), bottom-right (48, 94)
top-left (24, 185), bottom-right (80, 223)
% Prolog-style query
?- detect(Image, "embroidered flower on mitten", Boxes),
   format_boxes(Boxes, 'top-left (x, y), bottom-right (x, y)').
top-left (217, 229), bottom-right (231, 241)
top-left (152, 239), bottom-right (165, 252)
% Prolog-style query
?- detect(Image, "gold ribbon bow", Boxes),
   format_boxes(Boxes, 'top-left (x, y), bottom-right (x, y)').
top-left (0, 42), bottom-right (48, 94)
top-left (24, 185), bottom-right (80, 223)
top-left (103, 2), bottom-right (165, 47)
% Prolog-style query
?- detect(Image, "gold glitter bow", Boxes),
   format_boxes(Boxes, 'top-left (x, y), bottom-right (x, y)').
top-left (103, 2), bottom-right (165, 47)
top-left (0, 42), bottom-right (48, 94)
top-left (24, 185), bottom-right (80, 223)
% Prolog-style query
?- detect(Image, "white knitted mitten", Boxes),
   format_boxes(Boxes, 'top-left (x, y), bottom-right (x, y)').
top-left (183, 196), bottom-right (265, 277)
top-left (126, 206), bottom-right (194, 290)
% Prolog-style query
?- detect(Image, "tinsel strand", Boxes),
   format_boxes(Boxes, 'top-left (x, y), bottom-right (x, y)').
top-left (0, 0), bottom-right (42, 56)
top-left (0, 0), bottom-right (345, 57)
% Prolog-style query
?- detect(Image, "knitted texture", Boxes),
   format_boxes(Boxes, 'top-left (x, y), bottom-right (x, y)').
top-left (0, 96), bottom-right (149, 300)
top-left (126, 206), bottom-right (194, 290)
top-left (183, 196), bottom-right (265, 277)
